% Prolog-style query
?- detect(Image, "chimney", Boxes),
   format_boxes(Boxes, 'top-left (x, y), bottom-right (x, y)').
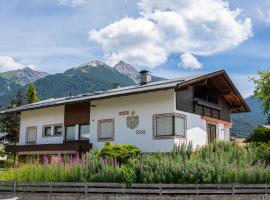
top-left (139, 70), bottom-right (151, 85)
top-left (112, 82), bottom-right (120, 89)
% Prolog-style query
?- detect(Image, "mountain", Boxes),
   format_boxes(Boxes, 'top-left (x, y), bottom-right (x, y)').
top-left (0, 60), bottom-right (267, 138)
top-left (0, 67), bottom-right (48, 86)
top-left (35, 60), bottom-right (135, 99)
top-left (0, 67), bottom-right (48, 98)
top-left (114, 60), bottom-right (165, 83)
top-left (231, 96), bottom-right (267, 137)
top-left (114, 61), bottom-right (139, 82)
top-left (0, 60), bottom-right (136, 108)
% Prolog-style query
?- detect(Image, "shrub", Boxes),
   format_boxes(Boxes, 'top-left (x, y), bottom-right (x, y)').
top-left (99, 142), bottom-right (140, 164)
top-left (247, 127), bottom-right (270, 164)
top-left (250, 142), bottom-right (270, 164)
top-left (247, 127), bottom-right (270, 143)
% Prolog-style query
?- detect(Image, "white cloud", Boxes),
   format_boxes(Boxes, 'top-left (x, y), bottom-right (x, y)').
top-left (0, 56), bottom-right (24, 73)
top-left (89, 17), bottom-right (167, 67)
top-left (89, 0), bottom-right (252, 68)
top-left (179, 53), bottom-right (203, 69)
top-left (58, 0), bottom-right (87, 7)
top-left (0, 56), bottom-right (37, 73)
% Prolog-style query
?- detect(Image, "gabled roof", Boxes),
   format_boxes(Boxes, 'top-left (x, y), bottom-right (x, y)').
top-left (0, 70), bottom-right (249, 114)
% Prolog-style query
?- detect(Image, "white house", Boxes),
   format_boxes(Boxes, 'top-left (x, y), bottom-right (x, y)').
top-left (1, 70), bottom-right (249, 158)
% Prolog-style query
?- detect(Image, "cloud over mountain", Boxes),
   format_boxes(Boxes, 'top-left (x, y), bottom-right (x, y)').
top-left (89, 0), bottom-right (252, 68)
top-left (0, 56), bottom-right (24, 72)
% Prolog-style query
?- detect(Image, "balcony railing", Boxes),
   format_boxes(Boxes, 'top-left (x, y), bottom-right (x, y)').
top-left (5, 140), bottom-right (92, 155)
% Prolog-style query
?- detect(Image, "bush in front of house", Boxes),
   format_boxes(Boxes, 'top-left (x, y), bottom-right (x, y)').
top-left (247, 127), bottom-right (270, 164)
top-left (251, 142), bottom-right (270, 164)
top-left (1, 141), bottom-right (270, 184)
top-left (99, 142), bottom-right (140, 164)
top-left (248, 127), bottom-right (270, 143)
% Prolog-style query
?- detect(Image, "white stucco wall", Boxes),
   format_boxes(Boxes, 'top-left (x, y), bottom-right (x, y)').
top-left (18, 89), bottom-right (232, 152)
top-left (90, 89), bottom-right (177, 152)
top-left (19, 106), bottom-right (65, 145)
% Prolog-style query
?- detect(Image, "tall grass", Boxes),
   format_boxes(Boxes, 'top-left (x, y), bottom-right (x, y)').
top-left (1, 142), bottom-right (270, 184)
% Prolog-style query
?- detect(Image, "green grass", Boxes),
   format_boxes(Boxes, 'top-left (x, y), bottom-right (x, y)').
top-left (0, 70), bottom-right (17, 80)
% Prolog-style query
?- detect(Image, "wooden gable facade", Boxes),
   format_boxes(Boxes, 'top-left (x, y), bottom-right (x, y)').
top-left (175, 71), bottom-right (249, 122)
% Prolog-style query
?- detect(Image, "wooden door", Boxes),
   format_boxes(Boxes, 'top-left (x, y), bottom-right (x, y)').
top-left (207, 123), bottom-right (217, 143)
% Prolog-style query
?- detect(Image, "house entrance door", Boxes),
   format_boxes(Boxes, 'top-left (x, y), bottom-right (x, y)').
top-left (207, 123), bottom-right (217, 143)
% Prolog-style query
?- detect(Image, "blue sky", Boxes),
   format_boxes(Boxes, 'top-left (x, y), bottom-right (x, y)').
top-left (0, 0), bottom-right (270, 97)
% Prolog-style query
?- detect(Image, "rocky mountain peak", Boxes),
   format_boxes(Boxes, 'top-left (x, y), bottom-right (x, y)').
top-left (16, 67), bottom-right (49, 85)
top-left (0, 67), bottom-right (48, 86)
top-left (114, 60), bottom-right (139, 82)
top-left (74, 60), bottom-right (112, 71)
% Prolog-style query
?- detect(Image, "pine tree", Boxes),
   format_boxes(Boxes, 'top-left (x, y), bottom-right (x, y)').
top-left (25, 83), bottom-right (39, 104)
top-left (0, 90), bottom-right (23, 143)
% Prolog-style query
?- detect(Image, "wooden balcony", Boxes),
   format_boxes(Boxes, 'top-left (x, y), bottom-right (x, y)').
top-left (5, 140), bottom-right (92, 155)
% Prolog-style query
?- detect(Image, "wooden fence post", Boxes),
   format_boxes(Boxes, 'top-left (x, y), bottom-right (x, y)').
top-left (159, 183), bottom-right (162, 196)
top-left (49, 182), bottom-right (52, 193)
top-left (13, 181), bottom-right (16, 193)
top-left (85, 183), bottom-right (88, 194)
top-left (232, 184), bottom-right (235, 195)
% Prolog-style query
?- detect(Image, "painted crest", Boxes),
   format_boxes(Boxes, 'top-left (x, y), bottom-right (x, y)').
top-left (127, 111), bottom-right (139, 129)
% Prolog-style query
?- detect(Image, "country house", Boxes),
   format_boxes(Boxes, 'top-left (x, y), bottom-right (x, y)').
top-left (1, 70), bottom-right (249, 157)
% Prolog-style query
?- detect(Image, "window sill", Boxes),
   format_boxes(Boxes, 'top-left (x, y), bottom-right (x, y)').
top-left (98, 138), bottom-right (114, 142)
top-left (153, 135), bottom-right (186, 140)
top-left (42, 135), bottom-right (63, 138)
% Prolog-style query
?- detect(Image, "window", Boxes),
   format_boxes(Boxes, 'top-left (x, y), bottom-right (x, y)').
top-left (54, 126), bottom-right (63, 136)
top-left (97, 119), bottom-right (114, 141)
top-left (26, 127), bottom-right (37, 144)
top-left (154, 113), bottom-right (186, 139)
top-left (43, 126), bottom-right (52, 137)
top-left (65, 125), bottom-right (76, 140)
top-left (156, 116), bottom-right (173, 136)
top-left (79, 124), bottom-right (90, 140)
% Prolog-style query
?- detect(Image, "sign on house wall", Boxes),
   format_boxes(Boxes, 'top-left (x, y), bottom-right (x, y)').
top-left (127, 111), bottom-right (139, 129)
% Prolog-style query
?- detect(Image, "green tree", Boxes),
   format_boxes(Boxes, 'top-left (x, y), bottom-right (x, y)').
top-left (251, 70), bottom-right (270, 113)
top-left (25, 83), bottom-right (39, 104)
top-left (0, 91), bottom-right (23, 143)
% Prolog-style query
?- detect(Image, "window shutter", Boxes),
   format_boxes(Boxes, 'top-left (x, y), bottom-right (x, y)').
top-left (26, 127), bottom-right (37, 143)
top-left (175, 117), bottom-right (185, 136)
top-left (99, 120), bottom-right (114, 139)
top-left (156, 116), bottom-right (173, 136)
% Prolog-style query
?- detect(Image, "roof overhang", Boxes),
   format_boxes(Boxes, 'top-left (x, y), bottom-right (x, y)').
top-left (0, 70), bottom-right (249, 114)
top-left (175, 70), bottom-right (250, 113)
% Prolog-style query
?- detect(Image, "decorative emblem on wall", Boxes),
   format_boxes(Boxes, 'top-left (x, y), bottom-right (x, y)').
top-left (127, 111), bottom-right (139, 129)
